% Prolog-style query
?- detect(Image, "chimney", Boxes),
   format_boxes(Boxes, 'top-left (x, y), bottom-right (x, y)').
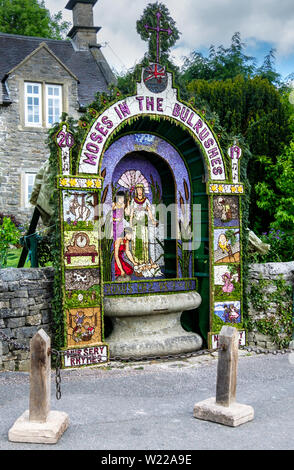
top-left (65, 0), bottom-right (101, 50)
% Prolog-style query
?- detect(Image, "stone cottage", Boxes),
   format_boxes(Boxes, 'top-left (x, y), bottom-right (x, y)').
top-left (0, 0), bottom-right (115, 224)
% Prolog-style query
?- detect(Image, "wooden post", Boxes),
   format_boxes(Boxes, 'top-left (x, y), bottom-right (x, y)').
top-left (193, 325), bottom-right (254, 426)
top-left (8, 328), bottom-right (69, 443)
top-left (29, 329), bottom-right (51, 422)
top-left (215, 325), bottom-right (239, 407)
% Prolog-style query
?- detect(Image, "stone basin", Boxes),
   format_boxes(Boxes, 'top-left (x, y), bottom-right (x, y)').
top-left (104, 291), bottom-right (203, 358)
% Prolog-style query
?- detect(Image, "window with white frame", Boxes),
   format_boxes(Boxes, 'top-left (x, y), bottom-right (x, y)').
top-left (24, 82), bottom-right (62, 128)
top-left (25, 83), bottom-right (42, 127)
top-left (24, 173), bottom-right (37, 207)
top-left (46, 84), bottom-right (62, 127)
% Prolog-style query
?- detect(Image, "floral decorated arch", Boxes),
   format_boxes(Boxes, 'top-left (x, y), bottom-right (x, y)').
top-left (54, 63), bottom-right (246, 366)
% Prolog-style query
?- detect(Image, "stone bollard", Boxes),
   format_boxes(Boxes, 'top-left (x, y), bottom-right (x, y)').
top-left (193, 326), bottom-right (254, 427)
top-left (8, 329), bottom-right (69, 444)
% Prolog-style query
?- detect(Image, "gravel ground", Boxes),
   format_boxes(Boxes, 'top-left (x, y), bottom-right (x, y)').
top-left (0, 350), bottom-right (293, 451)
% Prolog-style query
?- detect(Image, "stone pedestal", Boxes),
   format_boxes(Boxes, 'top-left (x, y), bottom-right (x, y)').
top-left (104, 292), bottom-right (202, 357)
top-left (193, 398), bottom-right (254, 427)
top-left (8, 410), bottom-right (69, 444)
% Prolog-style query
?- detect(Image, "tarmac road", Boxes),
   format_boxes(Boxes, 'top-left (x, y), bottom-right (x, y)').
top-left (0, 351), bottom-right (293, 451)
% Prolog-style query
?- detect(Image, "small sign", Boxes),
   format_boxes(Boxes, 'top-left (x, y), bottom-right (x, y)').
top-left (211, 330), bottom-right (246, 349)
top-left (63, 345), bottom-right (108, 368)
top-left (228, 144), bottom-right (242, 184)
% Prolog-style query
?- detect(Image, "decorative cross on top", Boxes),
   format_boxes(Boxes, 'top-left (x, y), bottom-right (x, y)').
top-left (144, 11), bottom-right (172, 64)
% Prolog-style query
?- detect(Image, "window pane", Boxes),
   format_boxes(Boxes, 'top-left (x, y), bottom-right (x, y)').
top-left (46, 85), bottom-right (62, 126)
top-left (25, 83), bottom-right (41, 126)
top-left (25, 173), bottom-right (36, 205)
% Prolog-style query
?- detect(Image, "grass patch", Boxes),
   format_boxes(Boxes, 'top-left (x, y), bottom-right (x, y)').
top-left (5, 248), bottom-right (53, 268)
top-left (6, 248), bottom-right (30, 268)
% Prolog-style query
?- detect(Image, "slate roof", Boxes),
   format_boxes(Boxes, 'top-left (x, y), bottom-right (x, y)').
top-left (0, 32), bottom-right (111, 107)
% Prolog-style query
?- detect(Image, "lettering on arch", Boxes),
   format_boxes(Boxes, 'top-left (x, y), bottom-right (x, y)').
top-left (78, 73), bottom-right (226, 181)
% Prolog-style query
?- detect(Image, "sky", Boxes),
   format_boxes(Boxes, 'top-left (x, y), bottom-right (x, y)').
top-left (45, 0), bottom-right (294, 79)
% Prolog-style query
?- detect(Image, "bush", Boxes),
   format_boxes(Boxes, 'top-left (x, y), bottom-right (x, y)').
top-left (0, 212), bottom-right (22, 228)
top-left (0, 216), bottom-right (22, 267)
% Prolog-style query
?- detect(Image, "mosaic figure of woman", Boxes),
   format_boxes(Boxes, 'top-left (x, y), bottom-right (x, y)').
top-left (222, 272), bottom-right (235, 293)
top-left (130, 183), bottom-right (157, 265)
top-left (114, 227), bottom-right (137, 281)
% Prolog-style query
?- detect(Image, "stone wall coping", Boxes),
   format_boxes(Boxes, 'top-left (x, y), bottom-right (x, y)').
top-left (0, 267), bottom-right (54, 282)
top-left (249, 261), bottom-right (294, 282)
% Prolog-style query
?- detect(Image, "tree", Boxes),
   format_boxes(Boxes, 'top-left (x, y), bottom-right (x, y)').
top-left (136, 1), bottom-right (180, 64)
top-left (117, 2), bottom-right (183, 97)
top-left (182, 32), bottom-right (256, 82)
top-left (186, 73), bottom-right (292, 232)
top-left (0, 0), bottom-right (70, 39)
top-left (255, 48), bottom-right (281, 86)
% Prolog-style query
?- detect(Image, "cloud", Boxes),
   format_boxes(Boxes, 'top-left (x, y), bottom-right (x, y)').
top-left (45, 0), bottom-right (294, 72)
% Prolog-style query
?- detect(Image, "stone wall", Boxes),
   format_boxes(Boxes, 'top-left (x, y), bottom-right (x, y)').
top-left (247, 262), bottom-right (294, 350)
top-left (0, 267), bottom-right (54, 371)
top-left (0, 263), bottom-right (293, 371)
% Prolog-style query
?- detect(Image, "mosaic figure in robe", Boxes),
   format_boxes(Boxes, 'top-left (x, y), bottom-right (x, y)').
top-left (130, 183), bottom-right (157, 265)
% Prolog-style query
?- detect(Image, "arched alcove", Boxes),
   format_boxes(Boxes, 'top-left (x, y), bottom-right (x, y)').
top-left (99, 121), bottom-right (209, 340)
top-left (100, 133), bottom-right (194, 281)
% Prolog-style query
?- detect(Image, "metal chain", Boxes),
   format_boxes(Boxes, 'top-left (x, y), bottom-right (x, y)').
top-left (108, 345), bottom-right (292, 363)
top-left (49, 343), bottom-right (293, 401)
top-left (109, 349), bottom-right (216, 363)
top-left (51, 349), bottom-right (62, 400)
top-left (0, 330), bottom-right (292, 401)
